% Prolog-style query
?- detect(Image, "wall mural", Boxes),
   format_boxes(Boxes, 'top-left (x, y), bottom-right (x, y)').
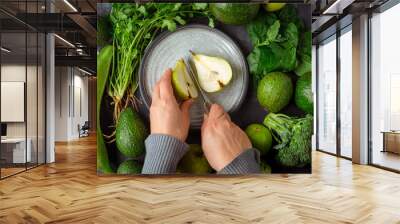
top-left (97, 3), bottom-right (313, 175)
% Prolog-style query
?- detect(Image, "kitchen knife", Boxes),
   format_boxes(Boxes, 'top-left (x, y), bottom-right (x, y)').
top-left (184, 56), bottom-right (212, 114)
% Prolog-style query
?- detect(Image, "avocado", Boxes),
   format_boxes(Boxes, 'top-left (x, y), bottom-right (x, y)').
top-left (295, 72), bottom-right (313, 114)
top-left (117, 159), bottom-right (142, 174)
top-left (257, 72), bottom-right (293, 113)
top-left (116, 107), bottom-right (148, 158)
top-left (210, 3), bottom-right (260, 25)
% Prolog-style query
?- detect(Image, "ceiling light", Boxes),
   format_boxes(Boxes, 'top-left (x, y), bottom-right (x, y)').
top-left (77, 67), bottom-right (93, 76)
top-left (54, 34), bottom-right (75, 48)
top-left (63, 0), bottom-right (78, 12)
top-left (322, 0), bottom-right (354, 15)
top-left (1, 47), bottom-right (11, 53)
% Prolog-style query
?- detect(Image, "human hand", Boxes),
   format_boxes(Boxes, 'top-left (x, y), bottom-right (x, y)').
top-left (150, 69), bottom-right (193, 142)
top-left (201, 104), bottom-right (252, 171)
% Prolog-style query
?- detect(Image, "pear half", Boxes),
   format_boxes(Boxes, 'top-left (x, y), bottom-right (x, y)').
top-left (172, 59), bottom-right (198, 100)
top-left (192, 53), bottom-right (233, 93)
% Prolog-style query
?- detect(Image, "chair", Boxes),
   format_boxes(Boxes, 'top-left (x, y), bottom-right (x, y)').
top-left (78, 121), bottom-right (90, 138)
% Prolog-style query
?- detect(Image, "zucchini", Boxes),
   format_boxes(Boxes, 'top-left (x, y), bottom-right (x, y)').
top-left (97, 45), bottom-right (114, 173)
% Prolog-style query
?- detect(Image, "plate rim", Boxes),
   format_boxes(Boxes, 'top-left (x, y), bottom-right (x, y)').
top-left (138, 23), bottom-right (249, 115)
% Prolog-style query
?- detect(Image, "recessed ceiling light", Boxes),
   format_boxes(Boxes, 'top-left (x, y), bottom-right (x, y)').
top-left (63, 0), bottom-right (78, 12)
top-left (77, 67), bottom-right (93, 76)
top-left (54, 34), bottom-right (75, 48)
top-left (322, 0), bottom-right (354, 15)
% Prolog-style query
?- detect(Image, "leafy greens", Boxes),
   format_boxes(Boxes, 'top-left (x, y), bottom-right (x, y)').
top-left (246, 5), bottom-right (311, 84)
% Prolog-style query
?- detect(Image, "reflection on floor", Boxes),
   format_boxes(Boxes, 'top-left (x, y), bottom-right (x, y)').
top-left (1, 167), bottom-right (25, 177)
top-left (373, 150), bottom-right (400, 171)
top-left (0, 135), bottom-right (400, 223)
top-left (0, 163), bottom-right (42, 178)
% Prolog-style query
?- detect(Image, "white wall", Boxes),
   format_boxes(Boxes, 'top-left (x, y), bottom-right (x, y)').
top-left (54, 67), bottom-right (89, 141)
top-left (55, 67), bottom-right (69, 141)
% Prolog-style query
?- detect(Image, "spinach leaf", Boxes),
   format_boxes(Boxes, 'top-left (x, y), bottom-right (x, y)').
top-left (246, 6), bottom-right (306, 84)
top-left (247, 13), bottom-right (278, 46)
top-left (247, 13), bottom-right (299, 83)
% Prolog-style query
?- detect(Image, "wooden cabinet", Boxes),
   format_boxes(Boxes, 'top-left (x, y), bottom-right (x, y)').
top-left (382, 132), bottom-right (400, 154)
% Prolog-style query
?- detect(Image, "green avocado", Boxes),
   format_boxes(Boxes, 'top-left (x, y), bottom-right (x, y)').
top-left (295, 72), bottom-right (313, 114)
top-left (117, 159), bottom-right (142, 174)
top-left (257, 72), bottom-right (293, 113)
top-left (177, 144), bottom-right (213, 174)
top-left (210, 3), bottom-right (260, 25)
top-left (116, 107), bottom-right (148, 158)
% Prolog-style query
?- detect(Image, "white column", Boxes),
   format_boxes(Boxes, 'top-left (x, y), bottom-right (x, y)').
top-left (46, 32), bottom-right (55, 163)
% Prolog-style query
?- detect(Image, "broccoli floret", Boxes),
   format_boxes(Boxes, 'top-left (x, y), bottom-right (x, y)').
top-left (263, 113), bottom-right (313, 167)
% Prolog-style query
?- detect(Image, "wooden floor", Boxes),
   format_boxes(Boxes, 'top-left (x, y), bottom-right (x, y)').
top-left (0, 135), bottom-right (400, 223)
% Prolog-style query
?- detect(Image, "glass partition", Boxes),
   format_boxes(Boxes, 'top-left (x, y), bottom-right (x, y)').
top-left (0, 1), bottom-right (46, 179)
top-left (1, 31), bottom-right (27, 177)
top-left (317, 35), bottom-right (337, 154)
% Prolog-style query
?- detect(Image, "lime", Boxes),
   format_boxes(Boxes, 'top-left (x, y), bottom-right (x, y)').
top-left (245, 124), bottom-right (273, 155)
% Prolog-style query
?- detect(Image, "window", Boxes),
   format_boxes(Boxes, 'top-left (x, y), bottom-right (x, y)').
top-left (370, 2), bottom-right (400, 171)
top-left (317, 36), bottom-right (337, 154)
top-left (339, 27), bottom-right (352, 158)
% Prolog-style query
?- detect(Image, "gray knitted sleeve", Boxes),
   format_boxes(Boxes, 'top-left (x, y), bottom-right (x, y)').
top-left (142, 134), bottom-right (189, 174)
top-left (218, 148), bottom-right (261, 174)
top-left (142, 134), bottom-right (261, 175)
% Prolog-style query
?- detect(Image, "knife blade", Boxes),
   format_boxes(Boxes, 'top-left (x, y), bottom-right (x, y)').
top-left (183, 56), bottom-right (212, 114)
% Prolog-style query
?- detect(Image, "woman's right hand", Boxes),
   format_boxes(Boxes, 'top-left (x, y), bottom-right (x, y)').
top-left (201, 104), bottom-right (252, 171)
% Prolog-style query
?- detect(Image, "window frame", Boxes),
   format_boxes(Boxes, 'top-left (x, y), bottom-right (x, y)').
top-left (315, 23), bottom-right (353, 161)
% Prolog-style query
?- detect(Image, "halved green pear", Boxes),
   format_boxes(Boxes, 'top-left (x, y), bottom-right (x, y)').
top-left (172, 59), bottom-right (198, 100)
top-left (192, 53), bottom-right (233, 93)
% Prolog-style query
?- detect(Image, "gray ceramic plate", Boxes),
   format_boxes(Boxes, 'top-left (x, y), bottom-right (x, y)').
top-left (139, 24), bottom-right (249, 129)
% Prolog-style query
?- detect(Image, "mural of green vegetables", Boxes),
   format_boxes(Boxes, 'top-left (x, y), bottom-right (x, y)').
top-left (97, 3), bottom-right (313, 175)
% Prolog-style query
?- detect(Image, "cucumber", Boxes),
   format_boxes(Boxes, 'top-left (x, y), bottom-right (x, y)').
top-left (97, 45), bottom-right (114, 173)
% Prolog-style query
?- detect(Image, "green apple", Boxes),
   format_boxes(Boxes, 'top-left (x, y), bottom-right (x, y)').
top-left (260, 161), bottom-right (271, 174)
top-left (177, 144), bottom-right (213, 174)
top-left (172, 59), bottom-right (198, 100)
top-left (192, 52), bottom-right (232, 93)
top-left (264, 3), bottom-right (286, 12)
